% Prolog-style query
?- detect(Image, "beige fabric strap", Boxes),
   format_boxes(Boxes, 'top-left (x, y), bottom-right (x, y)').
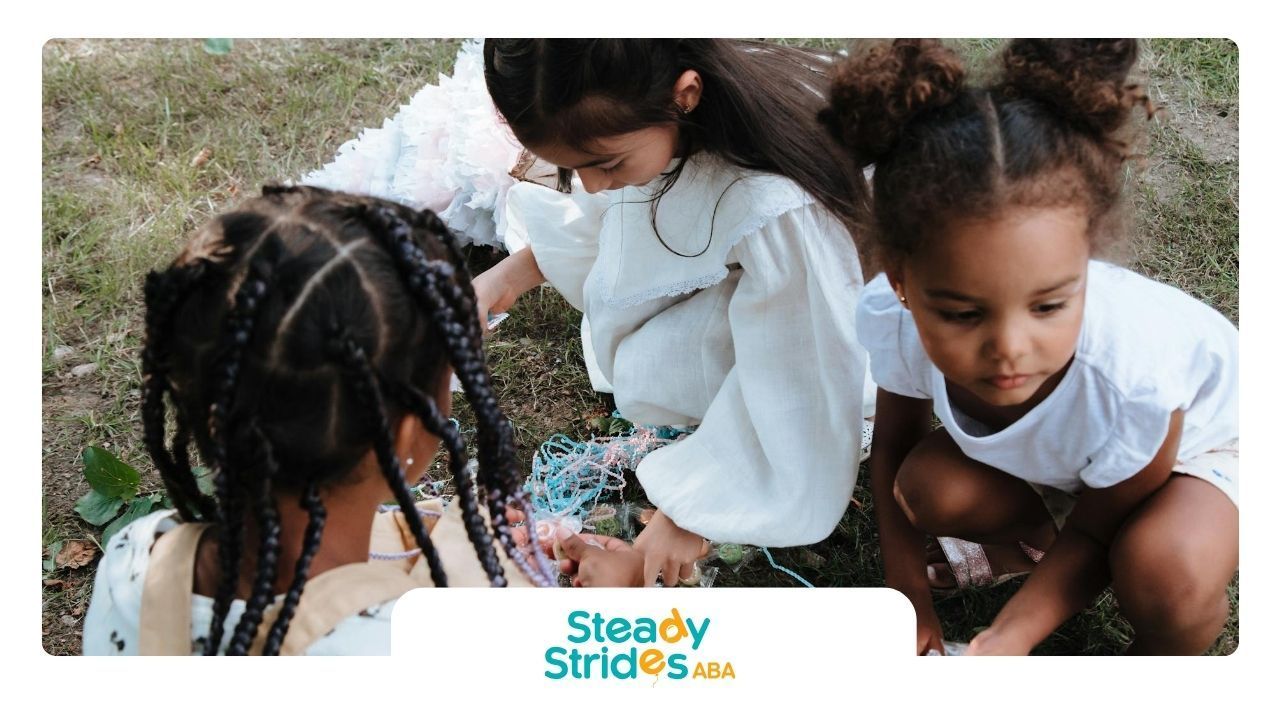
top-left (248, 562), bottom-right (420, 656)
top-left (139, 520), bottom-right (210, 656)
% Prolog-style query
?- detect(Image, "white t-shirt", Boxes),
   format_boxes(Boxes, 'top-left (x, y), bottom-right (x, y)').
top-left (856, 261), bottom-right (1238, 492)
top-left (506, 152), bottom-right (870, 546)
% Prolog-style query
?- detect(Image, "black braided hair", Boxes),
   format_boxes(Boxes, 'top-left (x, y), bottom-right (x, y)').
top-left (360, 204), bottom-right (552, 586)
top-left (140, 185), bottom-right (552, 656)
top-left (331, 331), bottom-right (450, 589)
top-left (141, 266), bottom-right (218, 522)
top-left (205, 251), bottom-right (277, 654)
top-left (261, 478), bottom-right (326, 656)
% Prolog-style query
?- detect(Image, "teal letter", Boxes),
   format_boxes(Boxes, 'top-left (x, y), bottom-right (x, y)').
top-left (605, 617), bottom-right (631, 643)
top-left (667, 653), bottom-right (688, 680)
top-left (686, 616), bottom-right (710, 651)
top-left (566, 610), bottom-right (590, 643)
top-left (633, 617), bottom-right (657, 643)
top-left (612, 646), bottom-right (638, 679)
top-left (544, 647), bottom-right (568, 679)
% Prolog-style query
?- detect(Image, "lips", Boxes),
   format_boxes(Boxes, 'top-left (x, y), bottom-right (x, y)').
top-left (987, 374), bottom-right (1030, 390)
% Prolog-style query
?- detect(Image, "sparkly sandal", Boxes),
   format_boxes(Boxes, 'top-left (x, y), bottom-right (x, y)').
top-left (931, 537), bottom-right (1045, 595)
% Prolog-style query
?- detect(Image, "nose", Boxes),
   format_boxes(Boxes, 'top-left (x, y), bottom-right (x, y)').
top-left (987, 316), bottom-right (1031, 364)
top-left (577, 168), bottom-right (609, 194)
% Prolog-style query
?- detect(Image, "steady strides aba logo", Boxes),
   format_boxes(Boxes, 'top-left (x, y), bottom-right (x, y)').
top-left (544, 608), bottom-right (735, 682)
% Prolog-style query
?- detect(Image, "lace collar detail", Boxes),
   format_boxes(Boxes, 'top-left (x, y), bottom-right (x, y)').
top-left (591, 153), bottom-right (813, 308)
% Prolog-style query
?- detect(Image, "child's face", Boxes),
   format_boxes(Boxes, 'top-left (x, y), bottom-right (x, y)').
top-left (527, 126), bottom-right (680, 194)
top-left (892, 206), bottom-right (1091, 409)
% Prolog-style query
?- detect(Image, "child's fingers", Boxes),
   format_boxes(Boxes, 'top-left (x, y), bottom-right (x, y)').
top-left (642, 555), bottom-right (661, 587)
top-left (662, 559), bottom-right (682, 589)
top-left (556, 530), bottom-right (589, 562)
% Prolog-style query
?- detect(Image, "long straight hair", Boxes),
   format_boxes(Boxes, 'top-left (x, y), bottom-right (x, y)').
top-left (484, 39), bottom-right (867, 242)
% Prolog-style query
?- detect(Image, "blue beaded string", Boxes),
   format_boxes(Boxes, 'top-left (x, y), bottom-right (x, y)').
top-left (760, 548), bottom-right (815, 588)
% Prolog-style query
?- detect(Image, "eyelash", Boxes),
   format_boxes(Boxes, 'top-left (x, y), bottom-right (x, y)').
top-left (936, 302), bottom-right (1068, 325)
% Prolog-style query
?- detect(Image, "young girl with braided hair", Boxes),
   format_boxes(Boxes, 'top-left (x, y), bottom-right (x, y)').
top-left (474, 39), bottom-right (874, 587)
top-left (84, 186), bottom-right (557, 656)
top-left (823, 39), bottom-right (1238, 654)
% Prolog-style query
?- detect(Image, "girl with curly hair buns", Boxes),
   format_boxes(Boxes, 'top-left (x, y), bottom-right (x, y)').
top-left (476, 39), bottom-right (874, 587)
top-left (822, 39), bottom-right (1238, 654)
top-left (84, 187), bottom-right (557, 656)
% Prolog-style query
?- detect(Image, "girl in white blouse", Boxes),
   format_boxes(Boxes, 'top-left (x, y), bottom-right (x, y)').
top-left (476, 40), bottom-right (873, 587)
top-left (824, 39), bottom-right (1238, 654)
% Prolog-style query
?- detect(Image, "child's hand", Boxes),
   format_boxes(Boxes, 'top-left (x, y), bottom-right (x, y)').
top-left (471, 247), bottom-right (545, 335)
top-left (556, 529), bottom-right (645, 587)
top-left (913, 600), bottom-right (946, 656)
top-left (964, 625), bottom-right (1032, 656)
top-left (632, 510), bottom-right (711, 587)
top-left (472, 268), bottom-right (520, 335)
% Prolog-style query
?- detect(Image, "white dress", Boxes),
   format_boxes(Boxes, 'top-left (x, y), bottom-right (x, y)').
top-left (301, 39), bottom-right (523, 251)
top-left (303, 40), bottom-right (875, 547)
top-left (508, 154), bottom-right (869, 546)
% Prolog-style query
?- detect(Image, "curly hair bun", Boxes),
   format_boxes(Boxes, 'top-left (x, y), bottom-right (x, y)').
top-left (999, 39), bottom-right (1144, 135)
top-left (823, 39), bottom-right (966, 167)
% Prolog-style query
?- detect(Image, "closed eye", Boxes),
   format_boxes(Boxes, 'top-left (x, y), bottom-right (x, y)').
top-left (1034, 302), bottom-right (1068, 315)
top-left (937, 308), bottom-right (983, 324)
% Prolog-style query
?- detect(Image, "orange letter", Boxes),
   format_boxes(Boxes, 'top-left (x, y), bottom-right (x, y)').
top-left (659, 608), bottom-right (689, 644)
top-left (639, 649), bottom-right (666, 676)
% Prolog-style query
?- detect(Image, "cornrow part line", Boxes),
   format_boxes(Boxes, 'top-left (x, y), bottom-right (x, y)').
top-left (270, 237), bottom-right (371, 366)
top-left (261, 478), bottom-right (327, 655)
top-left (980, 91), bottom-right (1007, 195)
top-left (329, 331), bottom-right (450, 588)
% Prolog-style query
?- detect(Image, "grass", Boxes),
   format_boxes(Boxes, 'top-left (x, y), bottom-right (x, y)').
top-left (42, 38), bottom-right (1238, 656)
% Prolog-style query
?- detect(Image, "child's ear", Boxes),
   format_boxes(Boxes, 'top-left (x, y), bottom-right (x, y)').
top-left (885, 264), bottom-right (907, 305)
top-left (672, 69), bottom-right (703, 113)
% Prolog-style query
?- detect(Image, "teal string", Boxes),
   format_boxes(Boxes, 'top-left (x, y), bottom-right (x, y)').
top-left (760, 548), bottom-right (814, 588)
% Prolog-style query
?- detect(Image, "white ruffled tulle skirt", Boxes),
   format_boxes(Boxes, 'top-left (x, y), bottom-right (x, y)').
top-left (301, 39), bottom-right (528, 252)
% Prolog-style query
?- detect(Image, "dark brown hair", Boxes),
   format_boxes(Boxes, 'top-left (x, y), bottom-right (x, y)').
top-left (483, 39), bottom-right (867, 239)
top-left (141, 186), bottom-right (554, 655)
top-left (821, 39), bottom-right (1153, 267)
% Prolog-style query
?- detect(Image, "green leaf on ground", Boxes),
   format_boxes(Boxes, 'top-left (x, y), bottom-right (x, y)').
top-left (43, 541), bottom-right (64, 573)
top-left (102, 495), bottom-right (158, 543)
top-left (203, 38), bottom-right (234, 55)
top-left (82, 446), bottom-right (140, 501)
top-left (74, 488), bottom-right (125, 526)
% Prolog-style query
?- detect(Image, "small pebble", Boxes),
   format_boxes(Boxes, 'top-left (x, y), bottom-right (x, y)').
top-left (60, 615), bottom-right (77, 627)
top-left (71, 362), bottom-right (98, 377)
top-left (53, 345), bottom-right (75, 362)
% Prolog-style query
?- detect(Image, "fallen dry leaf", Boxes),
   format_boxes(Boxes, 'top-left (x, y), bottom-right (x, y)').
top-left (191, 147), bottom-right (213, 168)
top-left (113, 122), bottom-right (124, 136)
top-left (42, 579), bottom-right (65, 589)
top-left (82, 153), bottom-right (102, 168)
top-left (54, 540), bottom-right (98, 570)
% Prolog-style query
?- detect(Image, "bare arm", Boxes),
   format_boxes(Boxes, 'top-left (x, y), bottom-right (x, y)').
top-left (471, 247), bottom-right (547, 327)
top-left (869, 388), bottom-right (942, 653)
top-left (968, 409), bottom-right (1185, 654)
